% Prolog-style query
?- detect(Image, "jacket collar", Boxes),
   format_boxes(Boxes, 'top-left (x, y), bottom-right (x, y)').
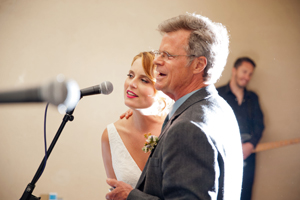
top-left (159, 84), bottom-right (217, 139)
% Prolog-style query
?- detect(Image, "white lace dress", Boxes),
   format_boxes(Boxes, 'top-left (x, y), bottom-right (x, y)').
top-left (107, 123), bottom-right (142, 188)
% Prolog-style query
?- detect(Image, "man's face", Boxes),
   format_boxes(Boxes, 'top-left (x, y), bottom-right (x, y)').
top-left (233, 61), bottom-right (255, 88)
top-left (153, 29), bottom-right (194, 100)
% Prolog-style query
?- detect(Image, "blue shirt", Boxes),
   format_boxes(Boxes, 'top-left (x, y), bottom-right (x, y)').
top-left (168, 89), bottom-right (200, 119)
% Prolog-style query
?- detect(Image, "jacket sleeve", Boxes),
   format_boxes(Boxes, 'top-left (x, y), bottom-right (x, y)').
top-left (127, 189), bottom-right (160, 200)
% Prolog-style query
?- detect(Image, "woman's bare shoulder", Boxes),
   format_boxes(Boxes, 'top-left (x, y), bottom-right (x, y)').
top-left (101, 127), bottom-right (109, 144)
top-left (114, 118), bottom-right (131, 133)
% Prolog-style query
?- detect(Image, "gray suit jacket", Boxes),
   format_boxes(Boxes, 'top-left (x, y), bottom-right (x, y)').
top-left (127, 85), bottom-right (243, 200)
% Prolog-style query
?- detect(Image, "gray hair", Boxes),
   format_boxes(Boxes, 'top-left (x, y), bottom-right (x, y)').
top-left (158, 13), bottom-right (229, 84)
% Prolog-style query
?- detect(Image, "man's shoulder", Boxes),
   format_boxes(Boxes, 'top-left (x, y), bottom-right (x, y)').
top-left (216, 84), bottom-right (227, 91)
top-left (246, 89), bottom-right (259, 99)
top-left (216, 84), bottom-right (229, 98)
top-left (186, 90), bottom-right (233, 116)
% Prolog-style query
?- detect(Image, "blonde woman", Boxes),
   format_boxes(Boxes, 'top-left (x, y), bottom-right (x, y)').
top-left (101, 51), bottom-right (172, 188)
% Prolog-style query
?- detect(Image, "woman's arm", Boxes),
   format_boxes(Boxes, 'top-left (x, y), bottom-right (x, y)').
top-left (101, 128), bottom-right (117, 179)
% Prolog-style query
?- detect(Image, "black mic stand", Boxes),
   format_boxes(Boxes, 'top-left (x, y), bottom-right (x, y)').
top-left (20, 108), bottom-right (75, 200)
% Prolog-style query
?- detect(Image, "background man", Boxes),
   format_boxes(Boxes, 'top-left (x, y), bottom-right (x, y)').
top-left (217, 57), bottom-right (265, 200)
top-left (105, 13), bottom-right (243, 200)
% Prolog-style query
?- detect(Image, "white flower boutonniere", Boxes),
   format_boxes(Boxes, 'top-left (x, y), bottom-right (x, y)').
top-left (142, 133), bottom-right (159, 153)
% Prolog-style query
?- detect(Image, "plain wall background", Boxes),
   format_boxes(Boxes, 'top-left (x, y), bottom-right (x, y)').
top-left (0, 0), bottom-right (299, 199)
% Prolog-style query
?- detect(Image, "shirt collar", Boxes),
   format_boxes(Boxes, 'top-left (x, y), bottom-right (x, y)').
top-left (168, 89), bottom-right (201, 119)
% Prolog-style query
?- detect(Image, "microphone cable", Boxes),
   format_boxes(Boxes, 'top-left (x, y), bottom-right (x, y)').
top-left (35, 103), bottom-right (50, 182)
top-left (42, 103), bottom-right (49, 179)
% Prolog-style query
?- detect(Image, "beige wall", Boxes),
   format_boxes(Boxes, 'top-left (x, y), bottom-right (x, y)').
top-left (0, 0), bottom-right (299, 199)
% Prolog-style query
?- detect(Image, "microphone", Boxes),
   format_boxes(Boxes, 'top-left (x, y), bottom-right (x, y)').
top-left (80, 81), bottom-right (113, 98)
top-left (0, 75), bottom-right (80, 112)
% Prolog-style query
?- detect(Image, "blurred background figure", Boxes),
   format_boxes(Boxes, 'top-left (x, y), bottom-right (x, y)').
top-left (217, 57), bottom-right (265, 200)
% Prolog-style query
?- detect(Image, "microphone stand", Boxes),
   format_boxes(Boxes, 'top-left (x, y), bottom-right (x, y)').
top-left (19, 108), bottom-right (75, 200)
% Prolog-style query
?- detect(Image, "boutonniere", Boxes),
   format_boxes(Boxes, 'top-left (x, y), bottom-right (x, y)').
top-left (142, 133), bottom-right (159, 153)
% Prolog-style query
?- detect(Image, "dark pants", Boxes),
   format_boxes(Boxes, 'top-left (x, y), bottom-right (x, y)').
top-left (241, 153), bottom-right (256, 200)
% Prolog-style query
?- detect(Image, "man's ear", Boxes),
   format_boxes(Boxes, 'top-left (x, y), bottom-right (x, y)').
top-left (193, 56), bottom-right (207, 74)
top-left (231, 67), bottom-right (237, 76)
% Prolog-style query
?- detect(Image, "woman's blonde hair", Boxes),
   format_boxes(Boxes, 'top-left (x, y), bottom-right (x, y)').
top-left (131, 51), bottom-right (156, 85)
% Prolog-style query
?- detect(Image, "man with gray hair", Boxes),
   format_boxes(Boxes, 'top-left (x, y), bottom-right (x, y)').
top-left (105, 13), bottom-right (243, 200)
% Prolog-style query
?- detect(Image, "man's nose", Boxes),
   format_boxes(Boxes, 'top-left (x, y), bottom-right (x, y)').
top-left (154, 56), bottom-right (164, 66)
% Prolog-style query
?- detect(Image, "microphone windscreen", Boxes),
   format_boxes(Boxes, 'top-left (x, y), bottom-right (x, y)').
top-left (100, 81), bottom-right (113, 95)
top-left (41, 77), bottom-right (80, 112)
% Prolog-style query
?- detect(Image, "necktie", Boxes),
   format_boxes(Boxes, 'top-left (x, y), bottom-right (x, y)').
top-left (161, 115), bottom-right (169, 131)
